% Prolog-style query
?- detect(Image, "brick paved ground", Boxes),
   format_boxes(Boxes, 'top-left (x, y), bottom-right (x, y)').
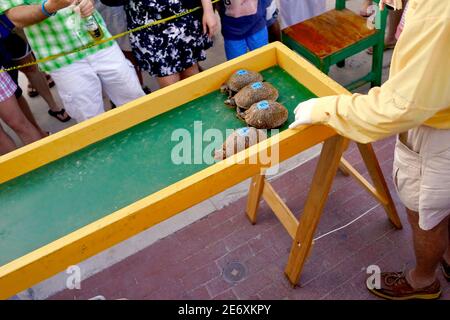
top-left (50, 137), bottom-right (450, 300)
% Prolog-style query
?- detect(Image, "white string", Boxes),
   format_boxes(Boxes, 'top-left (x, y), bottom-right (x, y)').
top-left (313, 203), bottom-right (381, 242)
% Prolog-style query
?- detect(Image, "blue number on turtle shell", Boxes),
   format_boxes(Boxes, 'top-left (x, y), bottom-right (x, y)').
top-left (251, 82), bottom-right (263, 90)
top-left (257, 101), bottom-right (270, 110)
top-left (236, 70), bottom-right (248, 76)
top-left (237, 127), bottom-right (250, 136)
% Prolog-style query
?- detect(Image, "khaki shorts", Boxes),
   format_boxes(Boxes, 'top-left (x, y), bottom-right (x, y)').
top-left (393, 126), bottom-right (450, 230)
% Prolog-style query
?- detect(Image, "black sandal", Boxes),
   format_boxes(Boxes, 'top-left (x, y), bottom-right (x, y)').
top-left (48, 109), bottom-right (71, 123)
top-left (46, 74), bottom-right (55, 88)
top-left (27, 74), bottom-right (55, 98)
top-left (27, 84), bottom-right (39, 98)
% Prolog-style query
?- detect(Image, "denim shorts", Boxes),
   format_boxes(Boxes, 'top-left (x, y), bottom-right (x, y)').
top-left (224, 27), bottom-right (269, 60)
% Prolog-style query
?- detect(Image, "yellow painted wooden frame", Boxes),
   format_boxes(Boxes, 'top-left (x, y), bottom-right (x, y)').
top-left (0, 43), bottom-right (396, 299)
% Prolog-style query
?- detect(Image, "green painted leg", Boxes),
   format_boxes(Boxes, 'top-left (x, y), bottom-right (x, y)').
top-left (321, 61), bottom-right (330, 75)
top-left (371, 43), bottom-right (384, 87)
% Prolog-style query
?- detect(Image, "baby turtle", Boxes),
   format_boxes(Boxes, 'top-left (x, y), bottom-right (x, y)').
top-left (239, 100), bottom-right (289, 129)
top-left (225, 82), bottom-right (279, 109)
top-left (220, 69), bottom-right (264, 97)
top-left (214, 127), bottom-right (268, 160)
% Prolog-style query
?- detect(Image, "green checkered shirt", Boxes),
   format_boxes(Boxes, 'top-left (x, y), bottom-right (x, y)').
top-left (0, 1), bottom-right (113, 72)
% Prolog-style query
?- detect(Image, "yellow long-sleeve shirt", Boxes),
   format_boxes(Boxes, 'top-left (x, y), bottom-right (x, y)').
top-left (310, 0), bottom-right (450, 144)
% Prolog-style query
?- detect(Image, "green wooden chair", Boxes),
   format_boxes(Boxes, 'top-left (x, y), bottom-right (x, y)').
top-left (282, 0), bottom-right (388, 90)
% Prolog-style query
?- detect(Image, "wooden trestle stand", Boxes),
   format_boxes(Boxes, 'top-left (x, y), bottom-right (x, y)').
top-left (245, 135), bottom-right (402, 286)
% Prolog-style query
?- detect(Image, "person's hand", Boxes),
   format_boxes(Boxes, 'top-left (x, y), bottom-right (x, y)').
top-left (73, 0), bottom-right (95, 18)
top-left (202, 10), bottom-right (218, 38)
top-left (45, 0), bottom-right (76, 13)
top-left (288, 98), bottom-right (318, 129)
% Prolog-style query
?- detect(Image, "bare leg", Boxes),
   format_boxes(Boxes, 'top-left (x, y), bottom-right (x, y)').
top-left (156, 73), bottom-right (181, 89)
top-left (360, 0), bottom-right (373, 17)
top-left (406, 208), bottom-right (449, 288)
top-left (0, 124), bottom-right (17, 155)
top-left (16, 96), bottom-right (47, 137)
top-left (268, 20), bottom-right (282, 43)
top-left (0, 95), bottom-right (43, 145)
top-left (18, 54), bottom-right (62, 114)
top-left (367, 3), bottom-right (405, 54)
top-left (180, 64), bottom-right (200, 80)
top-left (385, 6), bottom-right (403, 47)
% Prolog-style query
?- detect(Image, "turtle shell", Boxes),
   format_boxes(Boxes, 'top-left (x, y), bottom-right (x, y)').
top-left (214, 127), bottom-right (268, 160)
top-left (243, 100), bottom-right (289, 129)
top-left (220, 69), bottom-right (264, 97)
top-left (226, 82), bottom-right (279, 109)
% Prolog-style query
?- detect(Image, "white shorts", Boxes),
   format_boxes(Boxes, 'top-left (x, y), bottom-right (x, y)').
top-left (50, 44), bottom-right (144, 123)
top-left (393, 126), bottom-right (450, 230)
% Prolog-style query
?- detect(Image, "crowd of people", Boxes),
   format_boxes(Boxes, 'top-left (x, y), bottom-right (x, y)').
top-left (0, 0), bottom-right (351, 155)
top-left (0, 0), bottom-right (407, 155)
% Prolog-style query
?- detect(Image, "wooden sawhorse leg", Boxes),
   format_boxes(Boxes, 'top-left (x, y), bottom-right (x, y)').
top-left (339, 143), bottom-right (402, 229)
top-left (284, 135), bottom-right (348, 285)
top-left (245, 136), bottom-right (403, 287)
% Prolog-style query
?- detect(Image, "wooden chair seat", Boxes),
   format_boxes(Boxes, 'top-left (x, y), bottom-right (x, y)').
top-left (283, 9), bottom-right (377, 59)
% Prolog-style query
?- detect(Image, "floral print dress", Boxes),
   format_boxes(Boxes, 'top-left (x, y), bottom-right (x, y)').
top-left (124, 0), bottom-right (213, 77)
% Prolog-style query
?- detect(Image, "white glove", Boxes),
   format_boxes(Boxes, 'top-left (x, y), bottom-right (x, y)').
top-left (288, 98), bottom-right (318, 129)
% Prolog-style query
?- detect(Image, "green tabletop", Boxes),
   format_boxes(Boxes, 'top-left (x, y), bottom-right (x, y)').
top-left (0, 66), bottom-right (316, 266)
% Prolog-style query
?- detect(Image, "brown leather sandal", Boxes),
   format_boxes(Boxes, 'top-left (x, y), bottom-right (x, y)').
top-left (442, 260), bottom-right (450, 282)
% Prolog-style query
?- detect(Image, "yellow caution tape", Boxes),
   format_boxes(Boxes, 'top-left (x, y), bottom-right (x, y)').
top-left (0, 0), bottom-right (220, 73)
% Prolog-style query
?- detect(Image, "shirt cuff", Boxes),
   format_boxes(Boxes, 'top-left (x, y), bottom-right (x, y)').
top-left (310, 96), bottom-right (338, 124)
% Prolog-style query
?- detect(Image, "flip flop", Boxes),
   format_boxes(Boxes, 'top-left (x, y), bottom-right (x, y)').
top-left (142, 86), bottom-right (151, 94)
top-left (48, 108), bottom-right (71, 123)
top-left (27, 84), bottom-right (39, 98)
